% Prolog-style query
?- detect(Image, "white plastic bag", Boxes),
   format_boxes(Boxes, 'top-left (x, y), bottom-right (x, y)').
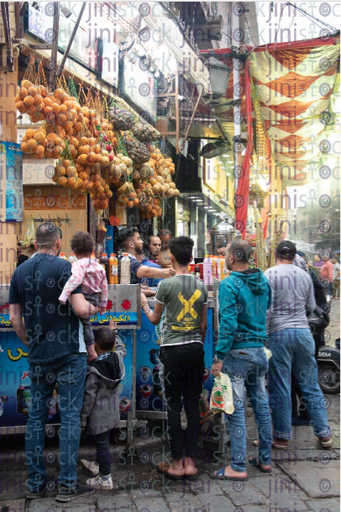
top-left (210, 372), bottom-right (234, 415)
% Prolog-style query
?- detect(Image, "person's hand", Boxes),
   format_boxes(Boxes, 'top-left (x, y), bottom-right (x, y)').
top-left (109, 319), bottom-right (117, 330)
top-left (98, 306), bottom-right (106, 315)
top-left (87, 345), bottom-right (98, 362)
top-left (141, 292), bottom-right (149, 313)
top-left (211, 362), bottom-right (223, 377)
top-left (165, 267), bottom-right (175, 278)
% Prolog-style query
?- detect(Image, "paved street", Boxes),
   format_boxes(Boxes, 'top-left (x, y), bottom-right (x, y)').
top-left (1, 303), bottom-right (339, 512)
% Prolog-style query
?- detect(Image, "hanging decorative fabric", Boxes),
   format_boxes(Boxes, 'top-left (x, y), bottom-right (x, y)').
top-left (248, 42), bottom-right (340, 187)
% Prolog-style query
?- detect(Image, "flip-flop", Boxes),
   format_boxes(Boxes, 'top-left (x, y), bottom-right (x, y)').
top-left (210, 468), bottom-right (247, 481)
top-left (156, 462), bottom-right (185, 481)
top-left (248, 457), bottom-right (272, 473)
top-left (185, 471), bottom-right (199, 481)
top-left (319, 436), bottom-right (332, 448)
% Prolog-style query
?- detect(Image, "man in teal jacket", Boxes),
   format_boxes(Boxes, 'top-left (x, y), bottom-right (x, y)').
top-left (211, 240), bottom-right (273, 481)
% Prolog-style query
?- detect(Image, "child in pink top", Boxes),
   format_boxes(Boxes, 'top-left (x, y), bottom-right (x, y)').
top-left (59, 231), bottom-right (108, 347)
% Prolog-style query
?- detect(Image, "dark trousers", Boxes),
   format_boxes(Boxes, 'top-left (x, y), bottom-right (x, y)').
top-left (160, 343), bottom-right (204, 460)
top-left (81, 293), bottom-right (99, 346)
top-left (95, 430), bottom-right (111, 476)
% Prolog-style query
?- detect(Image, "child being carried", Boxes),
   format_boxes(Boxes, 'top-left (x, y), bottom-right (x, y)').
top-left (59, 231), bottom-right (108, 352)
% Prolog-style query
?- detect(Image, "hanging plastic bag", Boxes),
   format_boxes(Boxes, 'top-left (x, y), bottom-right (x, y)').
top-left (22, 217), bottom-right (36, 248)
top-left (210, 372), bottom-right (234, 415)
top-left (199, 388), bottom-right (212, 424)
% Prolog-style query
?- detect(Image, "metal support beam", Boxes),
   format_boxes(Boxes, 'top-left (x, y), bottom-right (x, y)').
top-left (55, 2), bottom-right (86, 79)
top-left (1, 2), bottom-right (14, 72)
top-left (175, 64), bottom-right (180, 154)
top-left (49, 2), bottom-right (60, 85)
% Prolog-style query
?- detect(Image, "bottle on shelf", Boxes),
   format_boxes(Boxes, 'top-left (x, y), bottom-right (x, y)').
top-left (219, 258), bottom-right (225, 280)
top-left (108, 253), bottom-right (118, 285)
top-left (195, 265), bottom-right (200, 280)
top-left (68, 252), bottom-right (77, 263)
top-left (203, 255), bottom-right (213, 287)
top-left (59, 252), bottom-right (67, 260)
top-left (100, 253), bottom-right (109, 278)
top-left (120, 253), bottom-right (130, 284)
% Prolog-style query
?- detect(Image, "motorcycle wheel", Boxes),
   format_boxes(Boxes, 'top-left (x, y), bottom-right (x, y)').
top-left (318, 364), bottom-right (340, 394)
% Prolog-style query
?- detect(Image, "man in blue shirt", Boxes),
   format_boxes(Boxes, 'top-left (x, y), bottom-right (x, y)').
top-left (116, 227), bottom-right (175, 285)
top-left (9, 223), bottom-right (98, 502)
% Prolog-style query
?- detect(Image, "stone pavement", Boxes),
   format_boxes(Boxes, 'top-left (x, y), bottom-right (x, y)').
top-left (1, 392), bottom-right (339, 512)
top-left (1, 304), bottom-right (339, 512)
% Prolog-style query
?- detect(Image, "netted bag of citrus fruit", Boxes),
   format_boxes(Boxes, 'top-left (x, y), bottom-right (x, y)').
top-left (21, 127), bottom-right (47, 159)
top-left (108, 105), bottom-right (134, 131)
top-left (117, 181), bottom-right (138, 209)
top-left (131, 123), bottom-right (161, 143)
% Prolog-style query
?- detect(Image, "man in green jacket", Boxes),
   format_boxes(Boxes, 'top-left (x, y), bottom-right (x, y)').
top-left (211, 240), bottom-right (272, 481)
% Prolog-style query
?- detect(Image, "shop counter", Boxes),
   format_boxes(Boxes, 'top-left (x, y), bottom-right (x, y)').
top-left (0, 284), bottom-right (140, 437)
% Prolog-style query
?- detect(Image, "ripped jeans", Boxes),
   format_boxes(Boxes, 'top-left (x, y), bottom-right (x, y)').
top-left (223, 347), bottom-right (273, 472)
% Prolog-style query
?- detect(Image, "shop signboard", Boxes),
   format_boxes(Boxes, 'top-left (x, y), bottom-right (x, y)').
top-left (97, 39), bottom-right (119, 88)
top-left (120, 56), bottom-right (157, 122)
top-left (27, 3), bottom-right (98, 72)
top-left (0, 142), bottom-right (23, 222)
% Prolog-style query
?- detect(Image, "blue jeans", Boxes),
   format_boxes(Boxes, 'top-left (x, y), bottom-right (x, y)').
top-left (223, 347), bottom-right (272, 472)
top-left (26, 354), bottom-right (87, 492)
top-left (267, 328), bottom-right (331, 440)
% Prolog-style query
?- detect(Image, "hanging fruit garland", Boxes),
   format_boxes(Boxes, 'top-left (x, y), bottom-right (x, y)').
top-left (16, 58), bottom-right (179, 218)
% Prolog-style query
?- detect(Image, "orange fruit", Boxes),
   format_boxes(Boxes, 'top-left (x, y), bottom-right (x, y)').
top-left (51, 103), bottom-right (60, 114)
top-left (28, 86), bottom-right (38, 97)
top-left (89, 137), bottom-right (96, 146)
top-left (16, 101), bottom-right (26, 113)
top-left (77, 154), bottom-right (88, 166)
top-left (54, 88), bottom-right (68, 101)
top-left (57, 113), bottom-right (67, 125)
top-left (35, 145), bottom-right (45, 157)
top-left (21, 142), bottom-right (29, 153)
top-left (52, 173), bottom-right (59, 183)
top-left (34, 131), bottom-right (46, 144)
top-left (59, 104), bottom-right (68, 113)
top-left (27, 138), bottom-right (37, 150)
top-left (58, 176), bottom-right (68, 187)
top-left (67, 177), bottom-right (76, 188)
top-left (23, 96), bottom-right (34, 107)
top-left (43, 97), bottom-right (53, 107)
top-left (33, 94), bottom-right (43, 105)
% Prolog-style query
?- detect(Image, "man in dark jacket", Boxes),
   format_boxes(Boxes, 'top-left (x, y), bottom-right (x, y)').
top-left (211, 240), bottom-right (273, 481)
top-left (80, 321), bottom-right (126, 490)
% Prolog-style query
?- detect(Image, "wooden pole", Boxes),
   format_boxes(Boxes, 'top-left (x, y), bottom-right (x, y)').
top-left (55, 2), bottom-right (86, 79)
top-left (49, 2), bottom-right (60, 85)
top-left (175, 64), bottom-right (179, 154)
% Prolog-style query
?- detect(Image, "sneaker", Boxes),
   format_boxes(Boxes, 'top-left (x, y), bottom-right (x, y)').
top-left (319, 435), bottom-right (333, 448)
top-left (55, 483), bottom-right (95, 502)
top-left (26, 481), bottom-right (46, 499)
top-left (81, 459), bottom-right (100, 476)
top-left (85, 475), bottom-right (113, 491)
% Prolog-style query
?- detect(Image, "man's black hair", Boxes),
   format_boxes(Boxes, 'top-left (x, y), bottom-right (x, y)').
top-left (95, 327), bottom-right (116, 351)
top-left (169, 236), bottom-right (193, 266)
top-left (71, 231), bottom-right (95, 256)
top-left (35, 222), bottom-right (60, 249)
top-left (147, 234), bottom-right (161, 247)
top-left (157, 229), bottom-right (171, 238)
top-left (116, 227), bottom-right (138, 249)
top-left (227, 240), bottom-right (253, 263)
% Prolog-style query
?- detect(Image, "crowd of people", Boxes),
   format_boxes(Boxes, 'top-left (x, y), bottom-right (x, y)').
top-left (8, 222), bottom-right (336, 499)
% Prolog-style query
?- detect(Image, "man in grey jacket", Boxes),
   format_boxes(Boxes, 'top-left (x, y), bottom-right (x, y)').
top-left (80, 321), bottom-right (126, 490)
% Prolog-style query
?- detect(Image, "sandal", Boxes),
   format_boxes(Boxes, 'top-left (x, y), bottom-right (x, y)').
top-left (185, 471), bottom-right (199, 481)
top-left (248, 457), bottom-right (272, 473)
top-left (210, 468), bottom-right (247, 481)
top-left (156, 462), bottom-right (185, 481)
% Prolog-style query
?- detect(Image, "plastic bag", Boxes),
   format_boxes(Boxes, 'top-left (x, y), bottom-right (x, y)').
top-left (22, 217), bottom-right (36, 248)
top-left (199, 388), bottom-right (212, 424)
top-left (210, 372), bottom-right (234, 415)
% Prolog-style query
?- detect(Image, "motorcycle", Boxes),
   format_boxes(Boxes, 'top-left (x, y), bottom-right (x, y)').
top-left (308, 308), bottom-right (340, 394)
top-left (317, 338), bottom-right (340, 394)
